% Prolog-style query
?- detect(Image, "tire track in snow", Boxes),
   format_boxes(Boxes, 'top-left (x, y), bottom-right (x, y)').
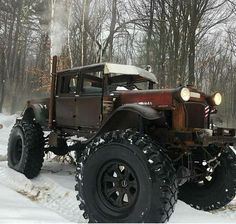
top-left (0, 164), bottom-right (85, 223)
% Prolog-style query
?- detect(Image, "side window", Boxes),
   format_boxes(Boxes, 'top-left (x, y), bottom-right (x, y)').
top-left (60, 75), bottom-right (78, 94)
top-left (69, 77), bottom-right (77, 93)
top-left (81, 73), bottom-right (102, 95)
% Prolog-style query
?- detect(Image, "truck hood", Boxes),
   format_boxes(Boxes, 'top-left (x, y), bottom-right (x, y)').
top-left (114, 89), bottom-right (178, 109)
top-left (114, 87), bottom-right (207, 109)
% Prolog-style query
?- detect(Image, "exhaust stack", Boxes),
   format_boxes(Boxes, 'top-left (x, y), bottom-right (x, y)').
top-left (48, 55), bottom-right (58, 128)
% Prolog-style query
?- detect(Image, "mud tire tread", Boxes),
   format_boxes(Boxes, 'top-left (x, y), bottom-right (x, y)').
top-left (8, 122), bottom-right (45, 179)
top-left (179, 147), bottom-right (236, 211)
top-left (75, 130), bottom-right (178, 222)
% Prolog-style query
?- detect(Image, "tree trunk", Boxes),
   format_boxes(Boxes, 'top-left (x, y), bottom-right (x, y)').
top-left (108, 0), bottom-right (117, 62)
top-left (0, 51), bottom-right (5, 113)
top-left (146, 0), bottom-right (154, 66)
top-left (81, 0), bottom-right (90, 66)
top-left (188, 0), bottom-right (197, 85)
top-left (158, 0), bottom-right (166, 88)
top-left (188, 31), bottom-right (196, 85)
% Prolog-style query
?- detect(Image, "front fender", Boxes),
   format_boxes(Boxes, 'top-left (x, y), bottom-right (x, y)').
top-left (96, 104), bottom-right (167, 137)
top-left (22, 104), bottom-right (49, 126)
top-left (115, 104), bottom-right (163, 120)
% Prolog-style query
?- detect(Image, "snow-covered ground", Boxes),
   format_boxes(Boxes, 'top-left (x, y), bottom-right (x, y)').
top-left (0, 113), bottom-right (236, 223)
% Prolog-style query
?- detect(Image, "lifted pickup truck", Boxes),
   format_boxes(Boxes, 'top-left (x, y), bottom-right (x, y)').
top-left (7, 56), bottom-right (236, 222)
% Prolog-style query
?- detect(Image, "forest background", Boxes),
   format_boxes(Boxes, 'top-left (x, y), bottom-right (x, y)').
top-left (0, 0), bottom-right (236, 127)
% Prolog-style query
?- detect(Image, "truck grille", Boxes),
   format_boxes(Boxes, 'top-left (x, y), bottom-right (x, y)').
top-left (184, 102), bottom-right (208, 128)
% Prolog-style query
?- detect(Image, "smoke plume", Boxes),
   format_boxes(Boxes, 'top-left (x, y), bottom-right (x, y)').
top-left (50, 0), bottom-right (68, 56)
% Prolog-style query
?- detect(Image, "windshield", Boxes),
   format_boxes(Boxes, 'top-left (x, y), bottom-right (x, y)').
top-left (108, 75), bottom-right (151, 91)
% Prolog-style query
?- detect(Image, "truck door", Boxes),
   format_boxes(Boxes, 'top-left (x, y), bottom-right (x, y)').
top-left (75, 73), bottom-right (103, 129)
top-left (56, 74), bottom-right (78, 128)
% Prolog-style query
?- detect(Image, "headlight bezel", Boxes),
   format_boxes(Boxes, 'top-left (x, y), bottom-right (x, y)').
top-left (180, 87), bottom-right (191, 102)
top-left (212, 92), bottom-right (222, 106)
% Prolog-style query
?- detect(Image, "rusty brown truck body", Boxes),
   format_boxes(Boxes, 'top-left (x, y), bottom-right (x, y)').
top-left (8, 58), bottom-right (236, 223)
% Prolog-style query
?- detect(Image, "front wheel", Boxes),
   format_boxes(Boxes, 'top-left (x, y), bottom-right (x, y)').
top-left (179, 146), bottom-right (236, 211)
top-left (75, 130), bottom-right (178, 223)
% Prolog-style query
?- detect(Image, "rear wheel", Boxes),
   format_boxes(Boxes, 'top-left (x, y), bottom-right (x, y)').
top-left (7, 122), bottom-right (45, 179)
top-left (179, 146), bottom-right (236, 211)
top-left (75, 130), bottom-right (178, 223)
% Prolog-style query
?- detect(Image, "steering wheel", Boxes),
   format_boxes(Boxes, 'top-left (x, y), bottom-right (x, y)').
top-left (125, 83), bottom-right (141, 90)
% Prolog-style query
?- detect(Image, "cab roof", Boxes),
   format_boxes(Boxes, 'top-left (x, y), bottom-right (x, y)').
top-left (57, 63), bottom-right (158, 84)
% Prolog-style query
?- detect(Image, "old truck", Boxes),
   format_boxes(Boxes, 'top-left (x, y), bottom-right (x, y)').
top-left (7, 56), bottom-right (236, 222)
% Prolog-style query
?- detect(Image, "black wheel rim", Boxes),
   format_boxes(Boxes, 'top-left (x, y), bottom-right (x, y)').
top-left (13, 137), bottom-right (23, 165)
top-left (98, 161), bottom-right (139, 212)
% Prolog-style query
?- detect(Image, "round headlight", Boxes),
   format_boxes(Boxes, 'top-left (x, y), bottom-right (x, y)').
top-left (213, 92), bottom-right (222, 105)
top-left (180, 88), bottom-right (191, 101)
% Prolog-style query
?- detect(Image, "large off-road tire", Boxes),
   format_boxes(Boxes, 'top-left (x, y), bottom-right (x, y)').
top-left (75, 130), bottom-right (178, 223)
top-left (179, 146), bottom-right (236, 211)
top-left (7, 122), bottom-right (45, 179)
